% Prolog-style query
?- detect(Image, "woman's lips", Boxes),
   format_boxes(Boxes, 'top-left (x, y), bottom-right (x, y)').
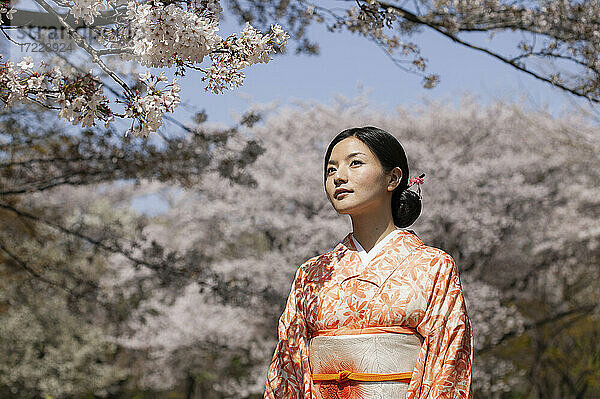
top-left (336, 191), bottom-right (352, 199)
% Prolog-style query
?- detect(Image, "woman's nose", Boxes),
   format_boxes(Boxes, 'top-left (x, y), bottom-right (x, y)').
top-left (334, 168), bottom-right (348, 184)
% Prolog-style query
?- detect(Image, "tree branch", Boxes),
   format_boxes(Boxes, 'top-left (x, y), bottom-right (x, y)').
top-left (0, 169), bottom-right (111, 195)
top-left (377, 1), bottom-right (600, 103)
top-left (477, 303), bottom-right (598, 354)
top-left (0, 239), bottom-right (76, 296)
top-left (0, 201), bottom-right (180, 277)
top-left (31, 0), bottom-right (133, 96)
top-left (22, 31), bottom-right (197, 135)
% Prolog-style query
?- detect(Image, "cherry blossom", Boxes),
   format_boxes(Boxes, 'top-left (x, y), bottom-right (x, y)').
top-left (0, 0), bottom-right (289, 137)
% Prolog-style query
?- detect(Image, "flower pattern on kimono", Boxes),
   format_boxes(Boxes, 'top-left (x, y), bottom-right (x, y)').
top-left (264, 229), bottom-right (473, 399)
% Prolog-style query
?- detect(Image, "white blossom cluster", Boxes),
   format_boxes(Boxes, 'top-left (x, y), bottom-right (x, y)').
top-left (203, 22), bottom-right (289, 93)
top-left (124, 71), bottom-right (182, 137)
top-left (0, 55), bottom-right (188, 136)
top-left (106, 0), bottom-right (288, 93)
top-left (0, 0), bottom-right (288, 137)
top-left (126, 1), bottom-right (221, 68)
top-left (0, 56), bottom-right (111, 125)
top-left (69, 0), bottom-right (109, 25)
top-left (56, 71), bottom-right (114, 129)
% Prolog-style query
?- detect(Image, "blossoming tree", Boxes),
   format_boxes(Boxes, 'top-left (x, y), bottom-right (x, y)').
top-left (0, 0), bottom-right (289, 137)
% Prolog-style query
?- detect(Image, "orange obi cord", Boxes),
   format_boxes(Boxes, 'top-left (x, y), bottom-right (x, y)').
top-left (312, 370), bottom-right (412, 383)
top-left (310, 325), bottom-right (417, 338)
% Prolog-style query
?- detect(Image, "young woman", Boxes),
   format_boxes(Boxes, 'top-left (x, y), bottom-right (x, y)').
top-left (264, 126), bottom-right (473, 399)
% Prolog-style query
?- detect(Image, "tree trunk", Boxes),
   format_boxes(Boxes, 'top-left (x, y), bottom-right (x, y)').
top-left (186, 372), bottom-right (195, 399)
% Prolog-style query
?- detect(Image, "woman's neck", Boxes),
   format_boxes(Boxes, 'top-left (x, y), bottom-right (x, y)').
top-left (350, 209), bottom-right (397, 253)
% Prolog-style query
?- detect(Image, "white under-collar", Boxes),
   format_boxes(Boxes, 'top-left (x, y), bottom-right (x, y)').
top-left (350, 227), bottom-right (404, 268)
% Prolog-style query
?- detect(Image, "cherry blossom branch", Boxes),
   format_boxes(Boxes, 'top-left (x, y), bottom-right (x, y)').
top-left (0, 239), bottom-right (76, 296)
top-left (477, 303), bottom-right (598, 354)
top-left (377, 1), bottom-right (600, 103)
top-left (28, 38), bottom-right (197, 135)
top-left (0, 200), bottom-right (193, 278)
top-left (31, 0), bottom-right (133, 96)
top-left (1, 1), bottom-right (290, 138)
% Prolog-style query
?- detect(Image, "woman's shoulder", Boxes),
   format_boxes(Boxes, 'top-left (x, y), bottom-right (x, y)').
top-left (407, 235), bottom-right (458, 271)
top-left (415, 246), bottom-right (462, 287)
top-left (291, 240), bottom-right (346, 284)
top-left (416, 242), bottom-right (454, 259)
top-left (396, 230), bottom-right (453, 260)
top-left (296, 250), bottom-right (336, 276)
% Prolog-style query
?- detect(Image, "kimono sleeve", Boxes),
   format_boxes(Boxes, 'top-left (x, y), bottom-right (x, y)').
top-left (264, 265), bottom-right (314, 399)
top-left (409, 253), bottom-right (473, 398)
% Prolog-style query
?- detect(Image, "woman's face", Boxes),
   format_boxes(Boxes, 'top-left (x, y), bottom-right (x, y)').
top-left (325, 137), bottom-right (401, 215)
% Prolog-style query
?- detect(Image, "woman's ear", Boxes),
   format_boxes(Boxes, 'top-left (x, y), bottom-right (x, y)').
top-left (387, 167), bottom-right (402, 192)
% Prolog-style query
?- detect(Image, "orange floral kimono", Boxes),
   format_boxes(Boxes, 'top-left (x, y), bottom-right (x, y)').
top-left (264, 228), bottom-right (473, 398)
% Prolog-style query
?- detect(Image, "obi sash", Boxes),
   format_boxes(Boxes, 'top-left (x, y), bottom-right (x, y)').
top-left (308, 326), bottom-right (423, 399)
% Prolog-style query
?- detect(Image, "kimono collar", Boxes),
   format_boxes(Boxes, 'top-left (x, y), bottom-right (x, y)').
top-left (350, 228), bottom-right (404, 266)
top-left (340, 228), bottom-right (422, 253)
top-left (328, 228), bottom-right (425, 287)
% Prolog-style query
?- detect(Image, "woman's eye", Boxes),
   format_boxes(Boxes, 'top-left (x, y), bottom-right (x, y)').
top-left (327, 161), bottom-right (361, 174)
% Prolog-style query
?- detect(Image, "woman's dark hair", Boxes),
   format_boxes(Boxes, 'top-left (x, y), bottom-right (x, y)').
top-left (323, 126), bottom-right (422, 228)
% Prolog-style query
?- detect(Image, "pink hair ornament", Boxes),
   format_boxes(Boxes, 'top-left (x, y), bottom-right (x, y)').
top-left (408, 173), bottom-right (425, 199)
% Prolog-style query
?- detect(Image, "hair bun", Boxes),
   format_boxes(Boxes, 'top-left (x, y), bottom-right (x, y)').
top-left (392, 187), bottom-right (422, 228)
